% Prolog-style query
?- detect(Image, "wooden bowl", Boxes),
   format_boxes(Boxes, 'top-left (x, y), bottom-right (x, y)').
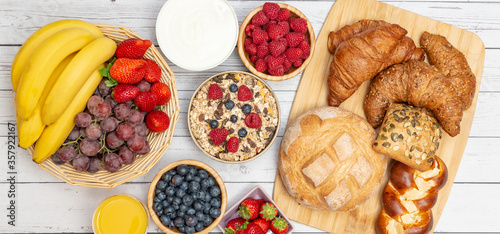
top-left (237, 3), bottom-right (316, 81)
top-left (147, 160), bottom-right (227, 234)
top-left (35, 24), bottom-right (181, 189)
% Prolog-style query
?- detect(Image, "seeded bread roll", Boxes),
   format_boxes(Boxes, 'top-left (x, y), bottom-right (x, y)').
top-left (372, 103), bottom-right (441, 171)
top-left (278, 106), bottom-right (388, 212)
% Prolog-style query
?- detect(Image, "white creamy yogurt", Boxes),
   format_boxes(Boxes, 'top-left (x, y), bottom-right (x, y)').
top-left (156, 0), bottom-right (238, 71)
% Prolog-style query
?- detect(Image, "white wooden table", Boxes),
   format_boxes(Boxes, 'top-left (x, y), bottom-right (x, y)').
top-left (1, 0), bottom-right (499, 233)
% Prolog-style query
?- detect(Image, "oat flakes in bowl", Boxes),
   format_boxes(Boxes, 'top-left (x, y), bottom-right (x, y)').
top-left (188, 71), bottom-right (280, 163)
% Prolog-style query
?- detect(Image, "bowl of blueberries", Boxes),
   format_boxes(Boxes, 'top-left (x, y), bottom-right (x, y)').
top-left (148, 160), bottom-right (227, 234)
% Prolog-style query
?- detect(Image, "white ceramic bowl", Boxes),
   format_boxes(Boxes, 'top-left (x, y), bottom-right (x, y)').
top-left (156, 0), bottom-right (238, 71)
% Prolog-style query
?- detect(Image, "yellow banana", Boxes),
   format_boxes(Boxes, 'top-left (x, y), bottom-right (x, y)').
top-left (18, 53), bottom-right (77, 149)
top-left (11, 19), bottom-right (103, 92)
top-left (41, 37), bottom-right (116, 125)
top-left (15, 27), bottom-right (96, 120)
top-left (32, 65), bottom-right (104, 163)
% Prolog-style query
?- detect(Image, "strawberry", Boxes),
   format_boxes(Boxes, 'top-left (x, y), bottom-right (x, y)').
top-left (289, 17), bottom-right (308, 33)
top-left (115, 38), bottom-right (152, 59)
top-left (268, 65), bottom-right (285, 76)
top-left (277, 9), bottom-right (290, 21)
top-left (245, 42), bottom-right (258, 56)
top-left (245, 113), bottom-right (262, 129)
top-left (143, 59), bottom-right (162, 83)
top-left (251, 218), bottom-right (270, 233)
top-left (145, 110), bottom-right (170, 132)
top-left (259, 202), bottom-right (278, 221)
top-left (225, 218), bottom-right (248, 234)
top-left (150, 82), bottom-right (171, 106)
top-left (270, 217), bottom-right (289, 234)
top-left (293, 59), bottom-right (303, 67)
top-left (134, 91), bottom-right (157, 112)
top-left (245, 24), bottom-right (259, 37)
top-left (209, 128), bottom-right (228, 146)
top-left (238, 198), bottom-right (262, 220)
top-left (251, 10), bottom-right (269, 26)
top-left (252, 29), bottom-right (269, 45)
top-left (285, 32), bottom-right (306, 48)
top-left (267, 24), bottom-right (286, 40)
top-left (113, 84), bottom-right (140, 103)
top-left (109, 58), bottom-right (147, 84)
top-left (246, 223), bottom-right (265, 234)
top-left (267, 55), bottom-right (284, 70)
top-left (238, 85), bottom-right (253, 101)
top-left (255, 58), bottom-right (267, 72)
top-left (269, 39), bottom-right (287, 57)
top-left (208, 83), bottom-right (223, 100)
top-left (298, 40), bottom-right (311, 59)
top-left (263, 2), bottom-right (280, 19)
top-left (285, 47), bottom-right (303, 62)
top-left (226, 137), bottom-right (239, 153)
top-left (257, 42), bottom-right (269, 58)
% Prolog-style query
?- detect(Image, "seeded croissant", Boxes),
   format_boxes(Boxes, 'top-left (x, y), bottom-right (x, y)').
top-left (327, 20), bottom-right (425, 106)
top-left (363, 32), bottom-right (476, 137)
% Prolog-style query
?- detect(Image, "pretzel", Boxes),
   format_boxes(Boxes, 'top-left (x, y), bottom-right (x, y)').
top-left (376, 156), bottom-right (448, 234)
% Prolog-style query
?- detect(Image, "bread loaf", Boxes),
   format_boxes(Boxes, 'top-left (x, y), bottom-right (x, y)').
top-left (278, 106), bottom-right (388, 212)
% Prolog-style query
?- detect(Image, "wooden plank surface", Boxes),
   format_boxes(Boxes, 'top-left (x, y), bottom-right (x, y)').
top-left (0, 0), bottom-right (498, 233)
top-left (272, 0), bottom-right (485, 233)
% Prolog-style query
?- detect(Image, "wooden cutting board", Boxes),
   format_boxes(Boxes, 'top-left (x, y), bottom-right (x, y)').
top-left (272, 0), bottom-right (485, 233)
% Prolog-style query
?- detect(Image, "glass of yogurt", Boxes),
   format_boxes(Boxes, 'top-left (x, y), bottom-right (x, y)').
top-left (156, 0), bottom-right (238, 71)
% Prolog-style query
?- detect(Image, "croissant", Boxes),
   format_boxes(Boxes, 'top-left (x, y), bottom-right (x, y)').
top-left (376, 156), bottom-right (448, 234)
top-left (327, 20), bottom-right (391, 53)
top-left (327, 22), bottom-right (425, 106)
top-left (364, 32), bottom-right (476, 137)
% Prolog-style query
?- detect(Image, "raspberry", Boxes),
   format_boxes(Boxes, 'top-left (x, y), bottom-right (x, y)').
top-left (245, 42), bottom-right (258, 56)
top-left (283, 57), bottom-right (292, 70)
top-left (255, 58), bottom-right (268, 72)
top-left (251, 10), bottom-right (269, 26)
top-left (252, 29), bottom-right (269, 45)
top-left (269, 39), bottom-right (287, 57)
top-left (263, 20), bottom-right (277, 32)
top-left (244, 38), bottom-right (254, 48)
top-left (257, 42), bottom-right (269, 58)
top-left (285, 32), bottom-right (306, 48)
top-left (238, 85), bottom-right (253, 101)
top-left (289, 17), bottom-right (308, 33)
top-left (285, 47), bottom-right (303, 62)
top-left (263, 2), bottom-right (280, 19)
top-left (298, 40), bottom-right (311, 59)
top-left (209, 128), bottom-right (228, 146)
top-left (277, 21), bottom-right (290, 35)
top-left (245, 24), bottom-right (259, 37)
top-left (267, 55), bottom-right (284, 70)
top-left (250, 55), bottom-right (258, 63)
top-left (293, 59), bottom-right (303, 67)
top-left (277, 9), bottom-right (290, 21)
top-left (245, 113), bottom-right (262, 129)
top-left (267, 24), bottom-right (286, 40)
top-left (208, 84), bottom-right (223, 100)
top-left (268, 65), bottom-right (285, 76)
top-left (226, 137), bottom-right (239, 153)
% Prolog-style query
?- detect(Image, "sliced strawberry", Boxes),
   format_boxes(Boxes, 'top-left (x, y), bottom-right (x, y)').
top-left (116, 38), bottom-right (152, 59)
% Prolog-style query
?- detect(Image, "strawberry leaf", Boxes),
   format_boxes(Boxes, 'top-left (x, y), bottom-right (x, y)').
top-left (105, 76), bottom-right (119, 87)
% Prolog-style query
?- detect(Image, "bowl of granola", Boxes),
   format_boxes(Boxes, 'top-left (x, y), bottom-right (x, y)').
top-left (188, 71), bottom-right (280, 163)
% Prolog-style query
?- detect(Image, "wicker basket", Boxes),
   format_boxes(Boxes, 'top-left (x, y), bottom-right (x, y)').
top-left (35, 24), bottom-right (180, 189)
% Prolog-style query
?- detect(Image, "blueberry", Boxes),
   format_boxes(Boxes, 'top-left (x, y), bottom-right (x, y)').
top-left (179, 181), bottom-right (189, 191)
top-left (173, 197), bottom-right (182, 205)
top-left (229, 84), bottom-right (238, 92)
top-left (165, 186), bottom-right (176, 196)
top-left (209, 120), bottom-right (219, 129)
top-left (166, 196), bottom-right (174, 204)
top-left (185, 173), bottom-right (194, 182)
top-left (202, 214), bottom-right (213, 226)
top-left (185, 215), bottom-right (198, 227)
top-left (203, 202), bottom-right (212, 214)
top-left (179, 204), bottom-right (188, 212)
top-left (210, 197), bottom-right (221, 208)
top-left (195, 222), bottom-right (205, 232)
top-left (169, 211), bottom-right (177, 220)
top-left (238, 128), bottom-right (248, 137)
top-left (153, 202), bottom-right (163, 212)
top-left (182, 195), bottom-right (194, 206)
top-left (209, 207), bottom-right (221, 219)
top-left (188, 166), bottom-right (197, 175)
top-left (153, 196), bottom-right (162, 203)
top-left (193, 190), bottom-right (206, 200)
top-left (171, 203), bottom-right (180, 210)
top-left (157, 192), bottom-right (167, 201)
top-left (185, 226), bottom-right (195, 234)
top-left (177, 210), bottom-right (186, 219)
top-left (155, 189), bottom-right (162, 195)
top-left (225, 100), bottom-right (235, 110)
top-left (160, 215), bottom-right (171, 226)
top-left (178, 226), bottom-right (186, 233)
top-left (204, 193), bottom-right (213, 203)
top-left (198, 170), bottom-right (209, 179)
top-left (164, 206), bottom-right (176, 216)
top-left (176, 188), bottom-right (186, 198)
top-left (193, 176), bottom-right (201, 182)
top-left (172, 175), bottom-right (184, 186)
top-left (195, 211), bottom-right (204, 221)
top-left (162, 172), bottom-right (173, 182)
top-left (209, 186), bottom-right (221, 197)
top-left (176, 164), bottom-right (189, 175)
top-left (156, 180), bottom-right (167, 190)
top-left (207, 177), bottom-right (216, 187)
top-left (168, 169), bottom-right (177, 176)
top-left (193, 200), bottom-right (204, 211)
top-left (188, 181), bottom-right (201, 193)
top-left (230, 115), bottom-right (238, 123)
top-left (242, 104), bottom-right (252, 114)
top-left (200, 179), bottom-right (210, 190)
top-left (161, 200), bottom-right (169, 208)
top-left (174, 217), bottom-right (185, 228)
top-left (168, 220), bottom-right (176, 229)
top-left (186, 207), bottom-right (196, 216)
top-left (156, 209), bottom-right (163, 217)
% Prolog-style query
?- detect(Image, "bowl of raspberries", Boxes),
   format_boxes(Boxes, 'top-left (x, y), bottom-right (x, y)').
top-left (238, 2), bottom-right (315, 81)
top-left (218, 186), bottom-right (293, 234)
top-left (148, 160), bottom-right (227, 234)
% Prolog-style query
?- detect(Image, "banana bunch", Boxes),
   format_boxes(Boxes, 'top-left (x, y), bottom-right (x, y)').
top-left (12, 19), bottom-right (117, 163)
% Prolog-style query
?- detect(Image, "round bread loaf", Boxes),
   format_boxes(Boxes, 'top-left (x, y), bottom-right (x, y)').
top-left (278, 106), bottom-right (388, 212)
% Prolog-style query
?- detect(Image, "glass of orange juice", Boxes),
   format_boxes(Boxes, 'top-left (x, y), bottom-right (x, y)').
top-left (93, 194), bottom-right (149, 234)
